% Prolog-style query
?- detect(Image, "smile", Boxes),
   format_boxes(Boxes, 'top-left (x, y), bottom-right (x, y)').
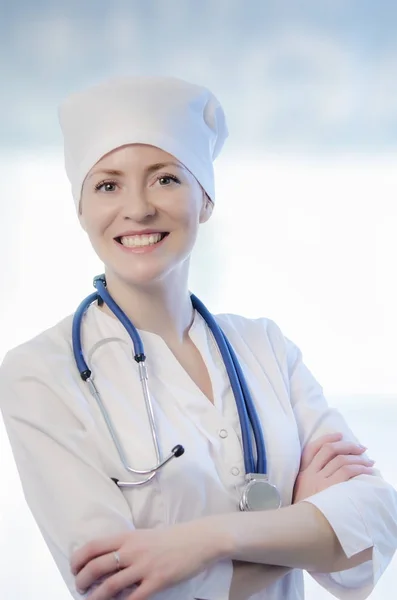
top-left (115, 232), bottom-right (169, 248)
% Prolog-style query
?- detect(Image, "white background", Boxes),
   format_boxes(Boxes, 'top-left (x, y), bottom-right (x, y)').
top-left (1, 2), bottom-right (396, 598)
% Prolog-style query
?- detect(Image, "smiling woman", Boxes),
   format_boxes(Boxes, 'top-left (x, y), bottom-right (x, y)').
top-left (0, 75), bottom-right (396, 600)
top-left (78, 144), bottom-right (210, 293)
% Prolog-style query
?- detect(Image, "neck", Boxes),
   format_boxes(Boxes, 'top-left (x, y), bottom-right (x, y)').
top-left (100, 268), bottom-right (194, 346)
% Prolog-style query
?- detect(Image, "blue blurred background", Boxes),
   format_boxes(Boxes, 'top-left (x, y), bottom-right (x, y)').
top-left (3, 0), bottom-right (397, 152)
top-left (0, 1), bottom-right (396, 598)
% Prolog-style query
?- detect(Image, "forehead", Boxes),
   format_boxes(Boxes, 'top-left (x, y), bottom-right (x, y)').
top-left (92, 144), bottom-right (181, 171)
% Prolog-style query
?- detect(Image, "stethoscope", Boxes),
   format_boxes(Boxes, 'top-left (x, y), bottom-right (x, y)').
top-left (72, 275), bottom-right (281, 512)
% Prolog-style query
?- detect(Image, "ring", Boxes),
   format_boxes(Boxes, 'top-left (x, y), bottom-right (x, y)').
top-left (113, 551), bottom-right (121, 571)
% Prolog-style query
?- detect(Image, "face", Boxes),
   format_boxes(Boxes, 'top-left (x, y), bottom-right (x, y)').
top-left (79, 144), bottom-right (212, 289)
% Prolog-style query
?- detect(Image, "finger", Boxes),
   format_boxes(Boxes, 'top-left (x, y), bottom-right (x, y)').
top-left (309, 440), bottom-right (367, 473)
top-left (75, 551), bottom-right (123, 593)
top-left (85, 567), bottom-right (141, 600)
top-left (327, 464), bottom-right (375, 485)
top-left (300, 433), bottom-right (343, 470)
top-left (71, 535), bottom-right (125, 575)
top-left (322, 454), bottom-right (375, 478)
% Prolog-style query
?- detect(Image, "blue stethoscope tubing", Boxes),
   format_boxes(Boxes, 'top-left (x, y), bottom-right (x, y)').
top-left (72, 275), bottom-right (267, 476)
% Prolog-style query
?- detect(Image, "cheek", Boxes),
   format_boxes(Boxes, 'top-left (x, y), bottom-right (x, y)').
top-left (171, 189), bottom-right (203, 225)
top-left (81, 202), bottom-right (115, 238)
top-left (82, 217), bottom-right (114, 263)
top-left (172, 206), bottom-right (201, 236)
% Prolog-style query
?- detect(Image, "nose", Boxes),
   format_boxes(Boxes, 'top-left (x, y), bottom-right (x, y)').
top-left (121, 188), bottom-right (156, 221)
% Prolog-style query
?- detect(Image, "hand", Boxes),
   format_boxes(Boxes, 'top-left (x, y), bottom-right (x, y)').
top-left (293, 432), bottom-right (375, 503)
top-left (70, 520), bottom-right (228, 600)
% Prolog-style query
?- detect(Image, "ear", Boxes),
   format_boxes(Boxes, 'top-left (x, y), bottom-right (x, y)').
top-left (199, 193), bottom-right (214, 224)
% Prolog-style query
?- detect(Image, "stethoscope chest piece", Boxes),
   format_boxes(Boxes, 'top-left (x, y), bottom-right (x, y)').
top-left (239, 474), bottom-right (281, 512)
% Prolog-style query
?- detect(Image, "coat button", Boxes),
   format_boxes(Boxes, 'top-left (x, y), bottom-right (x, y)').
top-left (231, 467), bottom-right (240, 476)
top-left (219, 429), bottom-right (228, 438)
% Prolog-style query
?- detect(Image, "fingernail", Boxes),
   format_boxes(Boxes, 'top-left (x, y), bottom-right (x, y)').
top-left (358, 444), bottom-right (367, 450)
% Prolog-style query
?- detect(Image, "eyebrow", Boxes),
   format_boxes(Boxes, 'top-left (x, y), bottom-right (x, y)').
top-left (87, 161), bottom-right (185, 180)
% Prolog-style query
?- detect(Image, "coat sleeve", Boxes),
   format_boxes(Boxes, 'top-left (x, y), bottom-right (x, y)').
top-left (283, 334), bottom-right (397, 600)
top-left (0, 349), bottom-right (136, 600)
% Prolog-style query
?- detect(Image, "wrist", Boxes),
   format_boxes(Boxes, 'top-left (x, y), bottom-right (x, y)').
top-left (205, 510), bottom-right (274, 564)
top-left (197, 514), bottom-right (237, 563)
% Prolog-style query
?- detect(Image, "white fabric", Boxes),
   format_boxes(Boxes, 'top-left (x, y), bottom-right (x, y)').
top-left (1, 306), bottom-right (397, 600)
top-left (58, 76), bottom-right (228, 209)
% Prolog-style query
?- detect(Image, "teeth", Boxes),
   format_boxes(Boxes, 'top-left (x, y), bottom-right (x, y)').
top-left (120, 233), bottom-right (163, 247)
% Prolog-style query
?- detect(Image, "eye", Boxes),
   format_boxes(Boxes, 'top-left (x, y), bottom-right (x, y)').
top-left (94, 180), bottom-right (118, 192)
top-left (157, 174), bottom-right (180, 186)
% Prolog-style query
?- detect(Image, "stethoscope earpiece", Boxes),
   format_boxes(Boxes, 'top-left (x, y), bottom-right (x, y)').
top-left (172, 444), bottom-right (185, 458)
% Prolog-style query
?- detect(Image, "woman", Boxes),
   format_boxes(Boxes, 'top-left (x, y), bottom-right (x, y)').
top-left (1, 76), bottom-right (396, 600)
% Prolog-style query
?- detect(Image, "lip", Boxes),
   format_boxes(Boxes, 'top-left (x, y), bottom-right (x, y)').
top-left (115, 229), bottom-right (168, 238)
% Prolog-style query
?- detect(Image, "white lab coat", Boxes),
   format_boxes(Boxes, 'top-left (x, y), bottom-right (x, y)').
top-left (0, 304), bottom-right (396, 600)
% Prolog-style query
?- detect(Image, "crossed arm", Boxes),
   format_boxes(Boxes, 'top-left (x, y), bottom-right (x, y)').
top-left (2, 336), bottom-right (396, 600)
top-left (71, 434), bottom-right (375, 600)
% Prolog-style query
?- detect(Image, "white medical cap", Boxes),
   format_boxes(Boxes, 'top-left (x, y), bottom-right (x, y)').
top-left (58, 76), bottom-right (228, 209)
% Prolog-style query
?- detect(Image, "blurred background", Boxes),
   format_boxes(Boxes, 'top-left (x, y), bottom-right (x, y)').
top-left (0, 1), bottom-right (396, 598)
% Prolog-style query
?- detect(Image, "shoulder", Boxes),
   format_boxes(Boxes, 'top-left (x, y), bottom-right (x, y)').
top-left (213, 312), bottom-right (301, 393)
top-left (0, 313), bottom-right (92, 427)
top-left (215, 311), bottom-right (289, 355)
top-left (214, 311), bottom-right (303, 371)
top-left (213, 312), bottom-right (306, 391)
top-left (0, 313), bottom-right (75, 383)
